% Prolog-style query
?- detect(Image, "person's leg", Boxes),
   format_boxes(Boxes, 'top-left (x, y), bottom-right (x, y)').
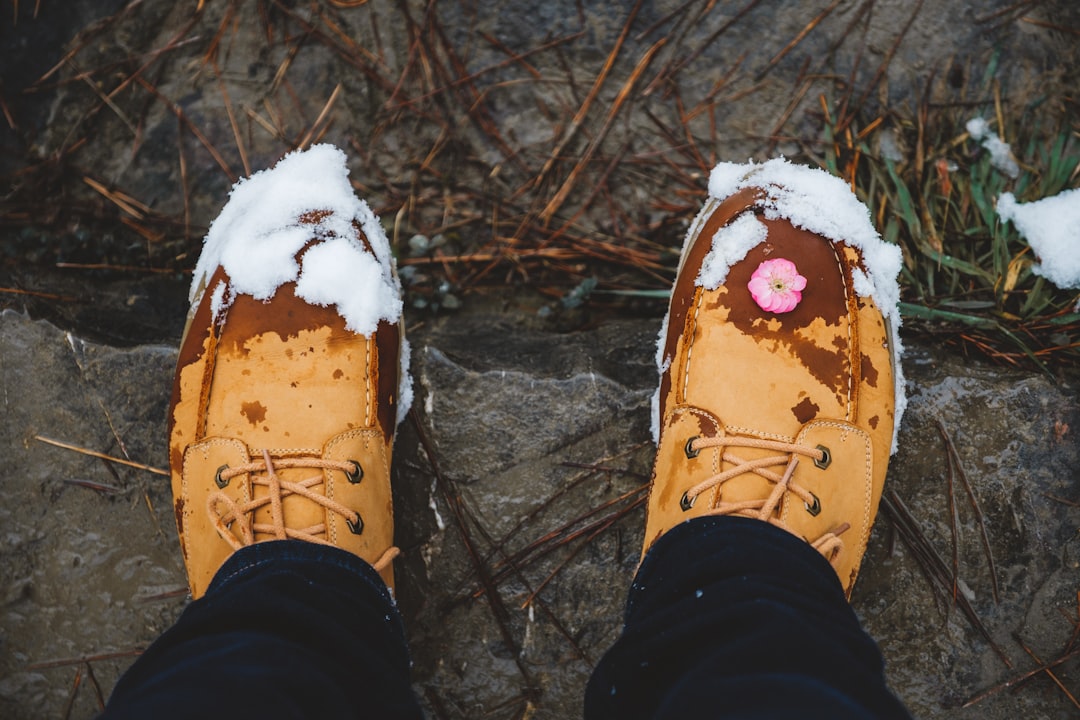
top-left (585, 517), bottom-right (910, 719)
top-left (103, 541), bottom-right (423, 719)
top-left (589, 159), bottom-right (911, 718)
top-left (103, 146), bottom-right (419, 715)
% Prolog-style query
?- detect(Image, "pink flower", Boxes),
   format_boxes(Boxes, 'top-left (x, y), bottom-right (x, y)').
top-left (747, 258), bottom-right (807, 313)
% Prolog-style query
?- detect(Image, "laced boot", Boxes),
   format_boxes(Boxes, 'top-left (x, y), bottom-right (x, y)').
top-left (646, 159), bottom-right (905, 596)
top-left (168, 145), bottom-right (411, 599)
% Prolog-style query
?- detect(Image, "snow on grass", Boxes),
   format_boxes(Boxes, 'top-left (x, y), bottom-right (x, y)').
top-left (998, 188), bottom-right (1080, 290)
top-left (966, 117), bottom-right (1020, 178)
top-left (191, 143), bottom-right (412, 423)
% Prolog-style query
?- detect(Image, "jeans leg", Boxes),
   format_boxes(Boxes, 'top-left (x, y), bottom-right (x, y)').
top-left (585, 516), bottom-right (911, 720)
top-left (101, 540), bottom-right (422, 720)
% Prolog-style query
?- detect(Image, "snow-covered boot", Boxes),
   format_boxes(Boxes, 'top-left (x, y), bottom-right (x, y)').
top-left (167, 145), bottom-right (411, 599)
top-left (645, 159), bottom-right (905, 597)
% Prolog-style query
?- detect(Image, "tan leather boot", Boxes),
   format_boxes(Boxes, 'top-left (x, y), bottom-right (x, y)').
top-left (646, 159), bottom-right (905, 597)
top-left (168, 146), bottom-right (410, 599)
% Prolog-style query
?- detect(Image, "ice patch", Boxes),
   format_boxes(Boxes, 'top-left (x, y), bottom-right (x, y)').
top-left (190, 143), bottom-right (412, 424)
top-left (966, 117), bottom-right (1020, 178)
top-left (997, 189), bottom-right (1080, 289)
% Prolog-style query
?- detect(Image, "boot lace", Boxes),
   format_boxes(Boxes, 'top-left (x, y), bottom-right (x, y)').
top-left (207, 449), bottom-right (399, 572)
top-left (683, 436), bottom-right (849, 564)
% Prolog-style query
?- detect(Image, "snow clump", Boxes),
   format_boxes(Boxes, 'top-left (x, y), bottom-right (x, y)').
top-left (190, 144), bottom-right (412, 423)
top-left (966, 117), bottom-right (1020, 178)
top-left (997, 189), bottom-right (1080, 290)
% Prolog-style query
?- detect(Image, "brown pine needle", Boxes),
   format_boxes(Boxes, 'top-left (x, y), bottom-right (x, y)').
top-left (408, 410), bottom-right (538, 692)
top-left (400, 248), bottom-right (578, 266)
top-left (938, 419), bottom-right (962, 605)
top-left (881, 491), bottom-right (1012, 668)
top-left (665, 0), bottom-right (764, 80)
top-left (135, 76), bottom-right (236, 181)
top-left (0, 91), bottom-right (16, 130)
top-left (520, 516), bottom-right (618, 609)
top-left (480, 32), bottom-right (542, 80)
top-left (55, 262), bottom-right (182, 274)
top-left (61, 665), bottom-right (83, 720)
top-left (756, 0), bottom-right (843, 81)
top-left (534, 0), bottom-right (643, 189)
top-left (0, 286), bottom-right (77, 301)
top-left (178, 115), bottom-right (191, 239)
top-left (138, 587), bottom-right (189, 602)
top-left (840, 0), bottom-right (925, 136)
top-left (974, 0), bottom-right (1039, 24)
top-left (76, 68), bottom-right (137, 137)
top-left (28, 647), bottom-right (146, 671)
top-left (216, 65), bottom-right (251, 177)
top-left (82, 176), bottom-right (148, 219)
top-left (936, 419), bottom-right (1001, 604)
top-left (84, 662), bottom-right (105, 711)
top-left (34, 435), bottom-right (168, 476)
top-left (1013, 635), bottom-right (1080, 709)
top-left (245, 106), bottom-right (284, 140)
top-left (1020, 16), bottom-right (1080, 38)
top-left (298, 83), bottom-right (343, 151)
top-left (540, 37), bottom-right (665, 222)
top-left (767, 58), bottom-right (813, 150)
top-left (120, 217), bottom-right (165, 244)
top-left (963, 646), bottom-right (1080, 707)
top-left (315, 8), bottom-right (383, 66)
top-left (63, 478), bottom-right (124, 495)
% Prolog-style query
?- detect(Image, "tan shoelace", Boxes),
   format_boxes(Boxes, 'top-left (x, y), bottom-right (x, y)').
top-left (684, 436), bottom-right (848, 564)
top-left (207, 449), bottom-right (399, 572)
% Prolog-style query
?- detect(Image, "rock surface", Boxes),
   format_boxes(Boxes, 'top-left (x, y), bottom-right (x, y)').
top-left (1, 309), bottom-right (1077, 719)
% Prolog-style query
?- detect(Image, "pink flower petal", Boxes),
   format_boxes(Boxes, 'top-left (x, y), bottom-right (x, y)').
top-left (747, 258), bottom-right (807, 313)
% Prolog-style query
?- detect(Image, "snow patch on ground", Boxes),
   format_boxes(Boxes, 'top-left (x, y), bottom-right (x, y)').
top-left (998, 188), bottom-right (1080, 290)
top-left (966, 117), bottom-right (1020, 178)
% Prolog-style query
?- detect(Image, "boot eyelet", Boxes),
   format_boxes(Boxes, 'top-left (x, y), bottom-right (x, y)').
top-left (684, 436), bottom-right (701, 459)
top-left (680, 491), bottom-right (696, 511)
top-left (805, 493), bottom-right (822, 516)
top-left (215, 464), bottom-right (230, 488)
top-left (346, 513), bottom-right (364, 534)
top-left (814, 444), bottom-right (832, 470)
top-left (345, 460), bottom-right (363, 484)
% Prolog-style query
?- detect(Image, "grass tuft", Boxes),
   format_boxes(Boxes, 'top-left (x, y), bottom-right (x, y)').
top-left (815, 87), bottom-right (1080, 376)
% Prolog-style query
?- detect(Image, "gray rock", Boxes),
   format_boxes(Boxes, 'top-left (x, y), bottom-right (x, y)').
top-left (0, 311), bottom-right (182, 720)
top-left (3, 310), bottom-right (1077, 719)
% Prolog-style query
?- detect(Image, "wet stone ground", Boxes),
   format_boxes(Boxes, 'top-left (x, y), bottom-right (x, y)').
top-left (1, 305), bottom-right (1077, 719)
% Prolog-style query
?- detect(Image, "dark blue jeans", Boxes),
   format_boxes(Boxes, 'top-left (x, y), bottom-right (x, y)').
top-left (102, 518), bottom-right (910, 719)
